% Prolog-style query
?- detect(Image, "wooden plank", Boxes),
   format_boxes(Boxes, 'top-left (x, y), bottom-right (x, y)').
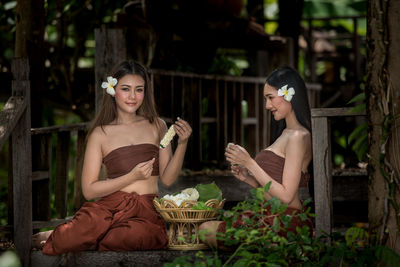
top-left (242, 118), bottom-right (257, 125)
top-left (55, 132), bottom-right (70, 218)
top-left (8, 138), bottom-right (13, 228)
top-left (32, 171), bottom-right (51, 181)
top-left (73, 130), bottom-right (87, 211)
top-left (200, 117), bottom-right (218, 123)
top-left (11, 58), bottom-right (32, 266)
top-left (237, 82), bottom-right (243, 145)
top-left (33, 216), bottom-right (73, 230)
top-left (32, 134), bottom-right (51, 221)
top-left (31, 122), bottom-right (89, 135)
top-left (0, 95), bottom-right (27, 149)
top-left (312, 116), bottom-right (333, 237)
top-left (311, 107), bottom-right (366, 117)
top-left (95, 28), bottom-right (127, 114)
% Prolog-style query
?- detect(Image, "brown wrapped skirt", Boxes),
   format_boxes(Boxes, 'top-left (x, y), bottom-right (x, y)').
top-left (42, 191), bottom-right (167, 255)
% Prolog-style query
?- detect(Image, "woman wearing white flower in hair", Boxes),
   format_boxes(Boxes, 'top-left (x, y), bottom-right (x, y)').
top-left (33, 60), bottom-right (192, 254)
top-left (200, 66), bottom-right (313, 248)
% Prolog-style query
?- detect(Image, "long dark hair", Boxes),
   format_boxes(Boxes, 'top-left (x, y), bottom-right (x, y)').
top-left (266, 66), bottom-right (312, 142)
top-left (266, 66), bottom-right (314, 198)
top-left (88, 60), bottom-right (160, 136)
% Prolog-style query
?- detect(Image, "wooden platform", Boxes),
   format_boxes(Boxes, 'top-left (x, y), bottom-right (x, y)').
top-left (31, 250), bottom-right (232, 267)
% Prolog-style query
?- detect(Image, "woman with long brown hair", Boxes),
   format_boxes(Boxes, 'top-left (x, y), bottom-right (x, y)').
top-left (34, 60), bottom-right (192, 254)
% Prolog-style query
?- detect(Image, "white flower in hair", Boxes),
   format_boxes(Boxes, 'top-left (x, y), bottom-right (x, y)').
top-left (277, 84), bottom-right (295, 102)
top-left (101, 76), bottom-right (118, 96)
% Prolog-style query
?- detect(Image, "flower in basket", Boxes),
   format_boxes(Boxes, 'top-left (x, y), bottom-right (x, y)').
top-left (181, 188), bottom-right (200, 201)
top-left (160, 183), bottom-right (223, 209)
top-left (162, 188), bottom-right (199, 207)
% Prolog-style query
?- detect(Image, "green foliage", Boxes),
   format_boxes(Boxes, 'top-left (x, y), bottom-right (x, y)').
top-left (347, 92), bottom-right (368, 161)
top-left (195, 182), bottom-right (223, 202)
top-left (164, 182), bottom-right (400, 266)
top-left (192, 202), bottom-right (214, 211)
top-left (208, 50), bottom-right (244, 77)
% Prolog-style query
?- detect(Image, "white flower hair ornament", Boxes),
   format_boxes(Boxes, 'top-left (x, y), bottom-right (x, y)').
top-left (101, 76), bottom-right (118, 96)
top-left (277, 84), bottom-right (295, 102)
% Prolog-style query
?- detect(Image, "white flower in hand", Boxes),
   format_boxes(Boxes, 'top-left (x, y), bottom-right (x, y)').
top-left (277, 84), bottom-right (295, 102)
top-left (160, 124), bottom-right (176, 148)
top-left (102, 76), bottom-right (118, 96)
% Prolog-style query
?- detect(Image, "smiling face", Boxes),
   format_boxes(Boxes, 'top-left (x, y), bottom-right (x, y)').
top-left (114, 74), bottom-right (145, 115)
top-left (263, 83), bottom-right (292, 121)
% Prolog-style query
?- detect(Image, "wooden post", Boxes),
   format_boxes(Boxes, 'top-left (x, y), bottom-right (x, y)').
top-left (73, 130), bottom-right (87, 210)
top-left (11, 58), bottom-right (32, 267)
top-left (55, 131), bottom-right (70, 218)
top-left (94, 28), bottom-right (127, 114)
top-left (32, 134), bottom-right (52, 221)
top-left (312, 116), bottom-right (333, 237)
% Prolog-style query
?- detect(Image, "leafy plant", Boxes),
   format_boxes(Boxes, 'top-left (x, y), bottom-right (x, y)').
top-left (163, 182), bottom-right (400, 266)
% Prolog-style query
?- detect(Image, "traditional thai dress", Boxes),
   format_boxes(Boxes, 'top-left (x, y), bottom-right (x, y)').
top-left (217, 149), bottom-right (313, 239)
top-left (42, 144), bottom-right (168, 255)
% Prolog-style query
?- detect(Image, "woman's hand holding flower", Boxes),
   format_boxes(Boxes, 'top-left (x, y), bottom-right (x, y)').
top-left (174, 117), bottom-right (192, 145)
top-left (225, 143), bottom-right (252, 167)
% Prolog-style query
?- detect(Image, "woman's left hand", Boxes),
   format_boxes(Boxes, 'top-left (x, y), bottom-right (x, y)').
top-left (174, 117), bottom-right (192, 145)
top-left (225, 144), bottom-right (252, 167)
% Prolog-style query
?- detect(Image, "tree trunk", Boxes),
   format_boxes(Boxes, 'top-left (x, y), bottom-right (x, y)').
top-left (15, 0), bottom-right (45, 127)
top-left (366, 0), bottom-right (400, 253)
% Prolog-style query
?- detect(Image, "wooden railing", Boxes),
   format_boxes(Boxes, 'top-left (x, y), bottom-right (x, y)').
top-left (30, 123), bottom-right (89, 228)
top-left (311, 107), bottom-right (367, 237)
top-left (0, 58), bottom-right (32, 266)
top-left (150, 69), bottom-right (321, 169)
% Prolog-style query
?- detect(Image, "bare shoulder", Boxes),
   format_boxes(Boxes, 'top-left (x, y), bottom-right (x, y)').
top-left (284, 128), bottom-right (311, 151)
top-left (157, 117), bottom-right (168, 129)
top-left (287, 128), bottom-right (310, 141)
top-left (156, 117), bottom-right (168, 134)
top-left (88, 126), bottom-right (107, 143)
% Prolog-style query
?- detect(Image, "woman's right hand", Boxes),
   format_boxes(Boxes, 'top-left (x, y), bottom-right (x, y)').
top-left (231, 165), bottom-right (249, 182)
top-left (130, 158), bottom-right (155, 181)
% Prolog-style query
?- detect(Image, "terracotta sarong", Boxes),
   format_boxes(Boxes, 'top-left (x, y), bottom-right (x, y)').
top-left (42, 191), bottom-right (168, 255)
top-left (42, 144), bottom-right (167, 255)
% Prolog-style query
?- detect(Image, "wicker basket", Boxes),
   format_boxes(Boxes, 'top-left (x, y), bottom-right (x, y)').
top-left (153, 198), bottom-right (225, 250)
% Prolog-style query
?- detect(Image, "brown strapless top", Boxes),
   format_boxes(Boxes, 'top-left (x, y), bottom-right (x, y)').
top-left (103, 143), bottom-right (160, 178)
top-left (254, 149), bottom-right (310, 187)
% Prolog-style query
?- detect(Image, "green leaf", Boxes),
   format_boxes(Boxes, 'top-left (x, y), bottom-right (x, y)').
top-left (272, 216), bottom-right (280, 232)
top-left (263, 182), bottom-right (272, 193)
top-left (195, 182), bottom-right (222, 202)
top-left (347, 92), bottom-right (365, 104)
top-left (269, 197), bottom-right (282, 214)
top-left (348, 122), bottom-right (367, 144)
top-left (192, 201), bottom-right (213, 211)
top-left (349, 103), bottom-right (366, 113)
top-left (351, 133), bottom-right (367, 152)
top-left (233, 259), bottom-right (250, 267)
top-left (376, 246), bottom-right (400, 267)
